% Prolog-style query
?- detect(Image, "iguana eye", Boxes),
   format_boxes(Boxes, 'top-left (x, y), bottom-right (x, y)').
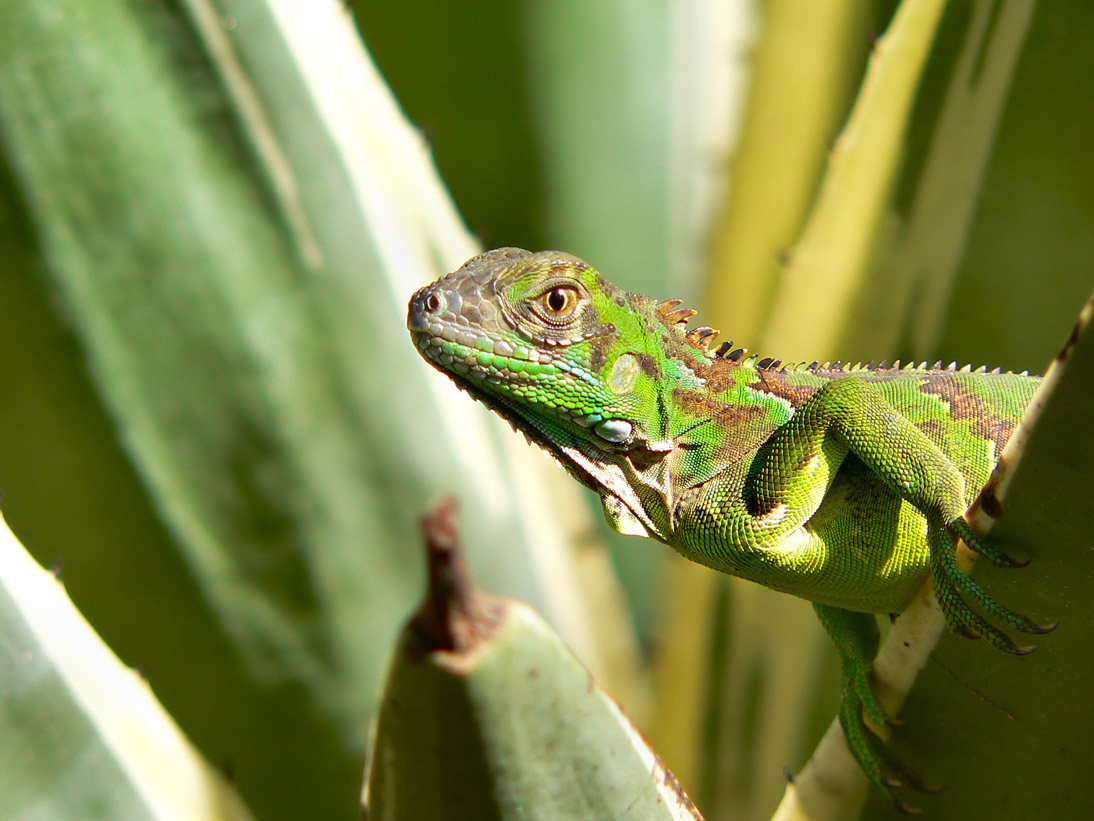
top-left (537, 285), bottom-right (580, 320)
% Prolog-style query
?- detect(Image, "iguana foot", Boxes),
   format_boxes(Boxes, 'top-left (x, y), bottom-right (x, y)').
top-left (837, 654), bottom-right (940, 814)
top-left (931, 518), bottom-right (1057, 653)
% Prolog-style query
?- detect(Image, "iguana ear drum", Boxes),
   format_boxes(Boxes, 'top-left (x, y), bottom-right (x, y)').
top-left (609, 353), bottom-right (640, 395)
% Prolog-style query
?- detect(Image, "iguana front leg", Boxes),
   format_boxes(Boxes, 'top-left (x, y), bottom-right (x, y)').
top-left (748, 378), bottom-right (968, 526)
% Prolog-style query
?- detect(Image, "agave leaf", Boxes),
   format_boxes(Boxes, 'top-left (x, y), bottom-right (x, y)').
top-left (0, 0), bottom-right (641, 815)
top-left (352, 1), bottom-right (546, 253)
top-left (0, 513), bottom-right (253, 821)
top-left (916, 0), bottom-right (1094, 369)
top-left (704, 0), bottom-right (878, 346)
top-left (758, 0), bottom-right (948, 360)
top-left (364, 499), bottom-right (702, 821)
top-left (846, 0), bottom-right (1040, 357)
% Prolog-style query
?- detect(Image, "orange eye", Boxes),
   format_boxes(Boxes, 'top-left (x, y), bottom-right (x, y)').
top-left (538, 286), bottom-right (579, 318)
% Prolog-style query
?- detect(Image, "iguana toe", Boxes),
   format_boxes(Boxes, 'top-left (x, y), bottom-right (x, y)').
top-left (949, 517), bottom-right (1028, 567)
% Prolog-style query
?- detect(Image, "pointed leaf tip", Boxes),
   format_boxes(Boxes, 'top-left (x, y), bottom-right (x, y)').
top-left (413, 497), bottom-right (503, 653)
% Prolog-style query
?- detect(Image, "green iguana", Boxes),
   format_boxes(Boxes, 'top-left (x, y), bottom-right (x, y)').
top-left (406, 247), bottom-right (1053, 809)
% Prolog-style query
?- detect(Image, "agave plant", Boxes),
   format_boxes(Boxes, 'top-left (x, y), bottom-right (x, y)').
top-left (0, 1), bottom-right (1091, 819)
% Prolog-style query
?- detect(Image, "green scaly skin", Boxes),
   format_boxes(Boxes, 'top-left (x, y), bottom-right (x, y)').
top-left (407, 248), bottom-right (1053, 810)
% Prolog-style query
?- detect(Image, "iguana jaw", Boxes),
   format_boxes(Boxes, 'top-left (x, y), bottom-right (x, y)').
top-left (407, 318), bottom-right (594, 488)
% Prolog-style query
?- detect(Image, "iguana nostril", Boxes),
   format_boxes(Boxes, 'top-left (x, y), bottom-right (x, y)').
top-left (424, 292), bottom-right (441, 313)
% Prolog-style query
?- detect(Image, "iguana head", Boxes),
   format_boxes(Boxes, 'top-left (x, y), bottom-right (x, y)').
top-left (408, 248), bottom-right (665, 448)
top-left (408, 248), bottom-right (678, 538)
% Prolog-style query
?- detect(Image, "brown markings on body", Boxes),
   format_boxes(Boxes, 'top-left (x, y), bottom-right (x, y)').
top-left (918, 376), bottom-right (1017, 450)
top-left (754, 369), bottom-right (819, 408)
top-left (582, 291), bottom-right (624, 374)
top-left (916, 418), bottom-right (947, 448)
top-left (588, 337), bottom-right (609, 373)
top-left (696, 358), bottom-right (738, 394)
top-left (672, 388), bottom-right (769, 436)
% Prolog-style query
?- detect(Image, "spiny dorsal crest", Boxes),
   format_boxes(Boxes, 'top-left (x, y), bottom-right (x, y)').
top-left (656, 297), bottom-right (723, 352)
top-left (653, 299), bottom-right (1024, 376)
top-left (686, 326), bottom-right (719, 348)
top-left (656, 298), bottom-right (699, 326)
